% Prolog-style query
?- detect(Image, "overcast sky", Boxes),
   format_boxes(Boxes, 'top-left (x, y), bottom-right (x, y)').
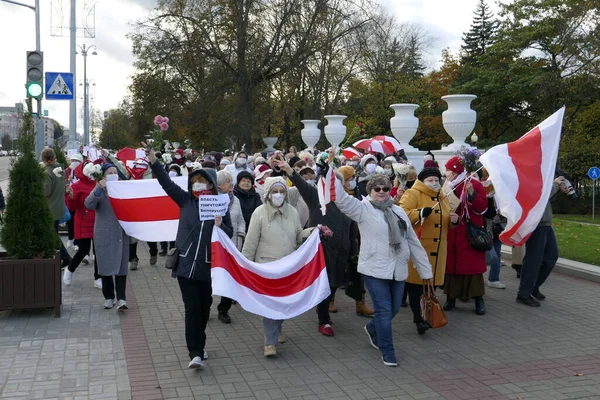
top-left (0, 0), bottom-right (499, 132)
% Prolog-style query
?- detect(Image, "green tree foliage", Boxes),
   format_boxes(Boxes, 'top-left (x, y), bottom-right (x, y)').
top-left (99, 106), bottom-right (135, 150)
top-left (461, 0), bottom-right (498, 64)
top-left (1, 107), bottom-right (60, 259)
top-left (53, 141), bottom-right (68, 168)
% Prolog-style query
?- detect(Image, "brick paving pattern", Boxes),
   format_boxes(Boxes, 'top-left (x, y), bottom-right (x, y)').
top-left (1, 240), bottom-right (600, 399)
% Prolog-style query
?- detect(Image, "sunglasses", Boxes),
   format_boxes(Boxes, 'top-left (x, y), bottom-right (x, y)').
top-left (373, 186), bottom-right (391, 193)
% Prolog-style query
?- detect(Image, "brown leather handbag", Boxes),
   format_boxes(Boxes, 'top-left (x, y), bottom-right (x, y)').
top-left (420, 281), bottom-right (448, 329)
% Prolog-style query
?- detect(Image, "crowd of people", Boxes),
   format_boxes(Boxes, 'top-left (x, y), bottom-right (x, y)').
top-left (40, 141), bottom-right (570, 369)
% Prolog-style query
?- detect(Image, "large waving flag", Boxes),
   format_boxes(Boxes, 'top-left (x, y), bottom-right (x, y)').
top-left (106, 177), bottom-right (187, 242)
top-left (479, 107), bottom-right (565, 246)
top-left (211, 227), bottom-right (330, 320)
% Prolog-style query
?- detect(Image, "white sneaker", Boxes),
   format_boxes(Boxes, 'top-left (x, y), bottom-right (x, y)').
top-left (82, 255), bottom-right (90, 265)
top-left (117, 300), bottom-right (128, 310)
top-left (203, 350), bottom-right (208, 360)
top-left (264, 345), bottom-right (277, 357)
top-left (67, 240), bottom-right (74, 249)
top-left (487, 281), bottom-right (506, 289)
top-left (94, 279), bottom-right (102, 289)
top-left (63, 270), bottom-right (73, 285)
top-left (188, 356), bottom-right (204, 369)
top-left (104, 299), bottom-right (116, 309)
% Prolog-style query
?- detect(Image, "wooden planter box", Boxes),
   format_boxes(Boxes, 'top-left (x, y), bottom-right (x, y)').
top-left (0, 252), bottom-right (62, 317)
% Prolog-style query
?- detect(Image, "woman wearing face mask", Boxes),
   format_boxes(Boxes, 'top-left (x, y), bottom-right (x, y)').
top-left (241, 177), bottom-right (306, 357)
top-left (173, 148), bottom-right (185, 166)
top-left (399, 161), bottom-right (456, 335)
top-left (224, 151), bottom-right (252, 182)
top-left (254, 164), bottom-right (273, 199)
top-left (84, 164), bottom-right (130, 311)
top-left (332, 173), bottom-right (433, 367)
top-left (442, 156), bottom-right (488, 315)
top-left (65, 153), bottom-right (84, 250)
top-left (356, 154), bottom-right (378, 197)
top-left (147, 147), bottom-right (233, 370)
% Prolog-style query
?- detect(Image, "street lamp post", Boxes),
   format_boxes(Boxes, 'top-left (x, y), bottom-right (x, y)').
top-left (77, 44), bottom-right (97, 147)
top-left (1, 0), bottom-right (44, 159)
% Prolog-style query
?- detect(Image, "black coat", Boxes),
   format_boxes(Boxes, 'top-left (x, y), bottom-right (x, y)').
top-left (233, 185), bottom-right (262, 231)
top-left (289, 172), bottom-right (354, 288)
top-left (151, 161), bottom-right (233, 282)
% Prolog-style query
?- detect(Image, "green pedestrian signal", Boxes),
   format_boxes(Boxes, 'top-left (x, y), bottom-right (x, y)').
top-left (26, 51), bottom-right (44, 99)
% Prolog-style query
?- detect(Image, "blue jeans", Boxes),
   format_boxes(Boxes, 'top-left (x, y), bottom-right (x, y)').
top-left (488, 237), bottom-right (503, 282)
top-left (518, 226), bottom-right (559, 298)
top-left (362, 274), bottom-right (405, 359)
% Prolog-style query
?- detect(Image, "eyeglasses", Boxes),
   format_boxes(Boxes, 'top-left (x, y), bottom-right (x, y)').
top-left (372, 186), bottom-right (391, 193)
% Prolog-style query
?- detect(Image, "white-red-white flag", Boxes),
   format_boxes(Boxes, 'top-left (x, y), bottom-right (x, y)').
top-left (317, 165), bottom-right (336, 215)
top-left (211, 227), bottom-right (331, 320)
top-left (106, 177), bottom-right (187, 242)
top-left (479, 107), bottom-right (565, 246)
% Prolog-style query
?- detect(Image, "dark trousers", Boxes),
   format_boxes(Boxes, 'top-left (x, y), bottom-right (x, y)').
top-left (405, 283), bottom-right (424, 323)
top-left (177, 277), bottom-right (212, 360)
top-left (160, 241), bottom-right (175, 252)
top-left (102, 275), bottom-right (127, 301)
top-left (129, 241), bottom-right (158, 261)
top-left (518, 225), bottom-right (559, 298)
top-left (53, 220), bottom-right (71, 262)
top-left (66, 209), bottom-right (75, 240)
top-left (218, 297), bottom-right (233, 314)
top-left (316, 287), bottom-right (337, 325)
top-left (68, 239), bottom-right (100, 280)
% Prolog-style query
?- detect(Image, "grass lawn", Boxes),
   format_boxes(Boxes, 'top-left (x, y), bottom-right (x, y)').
top-left (554, 214), bottom-right (600, 225)
top-left (553, 218), bottom-right (600, 266)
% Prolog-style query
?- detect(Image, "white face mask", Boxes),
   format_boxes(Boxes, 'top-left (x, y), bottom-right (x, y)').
top-left (70, 161), bottom-right (81, 169)
top-left (106, 174), bottom-right (118, 182)
top-left (305, 179), bottom-right (315, 187)
top-left (175, 155), bottom-right (182, 160)
top-left (348, 179), bottom-right (357, 190)
top-left (168, 171), bottom-right (177, 177)
top-left (192, 182), bottom-right (207, 192)
top-left (426, 182), bottom-right (441, 191)
top-left (237, 157), bottom-right (247, 165)
top-left (270, 193), bottom-right (285, 207)
top-left (186, 161), bottom-right (192, 167)
top-left (365, 163), bottom-right (377, 174)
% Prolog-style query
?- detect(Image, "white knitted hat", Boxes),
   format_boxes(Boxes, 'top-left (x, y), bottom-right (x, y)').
top-left (262, 176), bottom-right (288, 202)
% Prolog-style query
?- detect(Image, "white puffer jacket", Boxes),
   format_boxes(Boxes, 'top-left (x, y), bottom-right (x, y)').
top-left (333, 179), bottom-right (433, 281)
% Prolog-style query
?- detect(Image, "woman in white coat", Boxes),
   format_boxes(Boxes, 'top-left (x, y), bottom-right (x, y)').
top-left (242, 177), bottom-right (306, 358)
top-left (334, 173), bottom-right (433, 367)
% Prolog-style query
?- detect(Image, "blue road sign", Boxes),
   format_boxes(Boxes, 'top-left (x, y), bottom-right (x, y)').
top-left (45, 72), bottom-right (74, 100)
top-left (588, 167), bottom-right (600, 181)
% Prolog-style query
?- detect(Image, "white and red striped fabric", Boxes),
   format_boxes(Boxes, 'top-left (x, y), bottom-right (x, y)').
top-left (479, 107), bottom-right (565, 246)
top-left (106, 177), bottom-right (187, 242)
top-left (211, 227), bottom-right (330, 320)
top-left (317, 165), bottom-right (336, 215)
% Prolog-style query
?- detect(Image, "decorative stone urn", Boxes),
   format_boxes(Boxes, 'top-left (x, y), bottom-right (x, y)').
top-left (324, 115), bottom-right (347, 148)
top-left (441, 94), bottom-right (477, 150)
top-left (390, 104), bottom-right (420, 152)
top-left (263, 137), bottom-right (278, 152)
top-left (301, 120), bottom-right (321, 150)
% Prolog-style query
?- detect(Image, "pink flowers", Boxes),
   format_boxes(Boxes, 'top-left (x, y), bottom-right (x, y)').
top-left (154, 115), bottom-right (169, 131)
top-left (318, 225), bottom-right (334, 238)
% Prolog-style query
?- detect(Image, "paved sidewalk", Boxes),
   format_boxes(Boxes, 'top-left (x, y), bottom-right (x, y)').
top-left (2, 240), bottom-right (600, 400)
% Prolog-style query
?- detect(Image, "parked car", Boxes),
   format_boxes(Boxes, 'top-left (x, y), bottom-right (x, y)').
top-left (0, 150), bottom-right (7, 157)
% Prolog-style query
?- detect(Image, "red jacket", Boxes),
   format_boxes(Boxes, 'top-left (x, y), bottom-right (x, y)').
top-left (65, 163), bottom-right (96, 239)
top-left (446, 178), bottom-right (488, 275)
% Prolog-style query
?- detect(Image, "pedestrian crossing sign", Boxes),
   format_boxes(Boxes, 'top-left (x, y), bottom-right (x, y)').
top-left (45, 72), bottom-right (74, 100)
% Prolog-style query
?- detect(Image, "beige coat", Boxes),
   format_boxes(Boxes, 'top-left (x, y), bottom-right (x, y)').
top-left (242, 202), bottom-right (304, 263)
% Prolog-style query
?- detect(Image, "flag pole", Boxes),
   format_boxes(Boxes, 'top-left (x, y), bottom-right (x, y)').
top-left (430, 165), bottom-right (485, 211)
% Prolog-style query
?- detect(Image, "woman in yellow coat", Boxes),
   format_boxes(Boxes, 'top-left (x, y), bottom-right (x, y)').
top-left (400, 161), bottom-right (458, 335)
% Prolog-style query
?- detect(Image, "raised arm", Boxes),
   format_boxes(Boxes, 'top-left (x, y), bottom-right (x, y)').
top-left (332, 176), bottom-right (365, 223)
top-left (85, 184), bottom-right (104, 210)
top-left (106, 153), bottom-right (131, 180)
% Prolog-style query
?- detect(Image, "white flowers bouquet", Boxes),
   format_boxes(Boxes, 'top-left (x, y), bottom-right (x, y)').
top-left (392, 163), bottom-right (411, 189)
top-left (52, 167), bottom-right (64, 178)
top-left (189, 162), bottom-right (202, 171)
top-left (161, 153), bottom-right (172, 165)
top-left (83, 163), bottom-right (104, 181)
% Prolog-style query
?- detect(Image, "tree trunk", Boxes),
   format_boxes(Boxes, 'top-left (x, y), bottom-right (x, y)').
top-left (238, 78), bottom-right (254, 152)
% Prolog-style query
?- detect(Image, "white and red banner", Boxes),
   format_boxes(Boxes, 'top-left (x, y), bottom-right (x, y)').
top-left (106, 177), bottom-right (187, 242)
top-left (211, 227), bottom-right (331, 320)
top-left (479, 107), bottom-right (565, 246)
top-left (317, 165), bottom-right (336, 215)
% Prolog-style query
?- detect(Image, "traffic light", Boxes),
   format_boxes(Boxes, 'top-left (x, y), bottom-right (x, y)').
top-left (26, 51), bottom-right (43, 99)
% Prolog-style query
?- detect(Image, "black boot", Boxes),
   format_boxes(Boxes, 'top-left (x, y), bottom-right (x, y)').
top-left (474, 296), bottom-right (486, 315)
top-left (443, 298), bottom-right (455, 311)
top-left (218, 310), bottom-right (231, 324)
top-left (416, 321), bottom-right (429, 335)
